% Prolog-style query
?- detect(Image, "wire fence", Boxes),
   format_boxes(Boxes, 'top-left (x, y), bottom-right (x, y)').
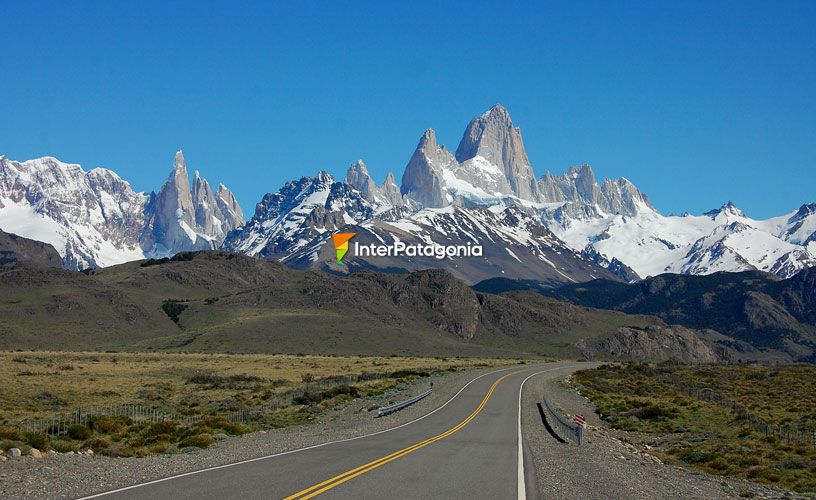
top-left (647, 371), bottom-right (816, 448)
top-left (19, 372), bottom-right (420, 436)
top-left (20, 404), bottom-right (260, 436)
top-left (16, 370), bottom-right (431, 437)
top-left (541, 397), bottom-right (583, 445)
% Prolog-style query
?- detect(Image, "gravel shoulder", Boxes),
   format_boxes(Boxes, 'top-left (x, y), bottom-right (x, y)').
top-left (522, 367), bottom-right (798, 499)
top-left (0, 365), bottom-right (513, 500)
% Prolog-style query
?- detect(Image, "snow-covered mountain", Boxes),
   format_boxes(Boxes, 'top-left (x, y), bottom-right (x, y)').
top-left (225, 104), bottom-right (816, 283)
top-left (222, 168), bottom-right (617, 285)
top-left (548, 198), bottom-right (816, 279)
top-left (3, 104), bottom-right (813, 283)
top-left (142, 151), bottom-right (244, 257)
top-left (0, 151), bottom-right (243, 269)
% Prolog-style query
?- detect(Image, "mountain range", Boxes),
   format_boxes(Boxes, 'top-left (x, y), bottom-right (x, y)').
top-left (0, 151), bottom-right (242, 269)
top-left (477, 267), bottom-right (816, 362)
top-left (1, 104), bottom-right (814, 284)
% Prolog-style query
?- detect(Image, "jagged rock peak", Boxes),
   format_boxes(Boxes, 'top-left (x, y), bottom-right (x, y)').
top-left (344, 160), bottom-right (377, 202)
top-left (144, 151), bottom-right (244, 256)
top-left (401, 128), bottom-right (452, 208)
top-left (173, 150), bottom-right (187, 173)
top-left (454, 104), bottom-right (541, 202)
top-left (315, 170), bottom-right (335, 185)
top-left (791, 203), bottom-right (816, 221)
top-left (379, 171), bottom-right (404, 207)
top-left (419, 128), bottom-right (439, 148)
top-left (539, 163), bottom-right (653, 216)
top-left (705, 201), bottom-right (746, 219)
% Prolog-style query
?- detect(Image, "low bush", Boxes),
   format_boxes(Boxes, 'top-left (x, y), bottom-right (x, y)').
top-left (23, 432), bottom-right (49, 451)
top-left (90, 415), bottom-right (129, 434)
top-left (0, 426), bottom-right (22, 440)
top-left (50, 439), bottom-right (76, 453)
top-left (293, 384), bottom-right (359, 405)
top-left (389, 369), bottom-right (430, 379)
top-left (161, 300), bottom-right (188, 325)
top-left (84, 437), bottom-right (111, 451)
top-left (202, 417), bottom-right (246, 436)
top-left (144, 421), bottom-right (177, 438)
top-left (179, 433), bottom-right (214, 449)
top-left (66, 424), bottom-right (92, 440)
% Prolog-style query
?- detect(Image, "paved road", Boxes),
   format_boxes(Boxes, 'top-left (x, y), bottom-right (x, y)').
top-left (81, 362), bottom-right (581, 500)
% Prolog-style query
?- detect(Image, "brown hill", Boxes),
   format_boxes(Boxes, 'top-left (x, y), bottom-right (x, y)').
top-left (0, 251), bottom-right (676, 359)
top-left (0, 230), bottom-right (62, 268)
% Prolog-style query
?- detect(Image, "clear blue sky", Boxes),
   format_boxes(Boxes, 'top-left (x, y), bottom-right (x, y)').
top-left (2, 1), bottom-right (814, 219)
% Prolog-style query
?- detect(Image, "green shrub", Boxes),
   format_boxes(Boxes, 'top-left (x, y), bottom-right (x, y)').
top-left (203, 417), bottom-right (246, 436)
top-left (293, 384), bottom-right (359, 405)
top-left (84, 437), bottom-right (111, 451)
top-left (389, 369), bottom-right (430, 379)
top-left (51, 439), bottom-right (76, 453)
top-left (161, 300), bottom-right (188, 324)
top-left (150, 442), bottom-right (168, 453)
top-left (90, 416), bottom-right (128, 434)
top-left (67, 424), bottom-right (92, 440)
top-left (0, 439), bottom-right (19, 451)
top-left (144, 421), bottom-right (177, 438)
top-left (179, 433), bottom-right (214, 449)
top-left (23, 432), bottom-right (49, 450)
top-left (674, 449), bottom-right (714, 464)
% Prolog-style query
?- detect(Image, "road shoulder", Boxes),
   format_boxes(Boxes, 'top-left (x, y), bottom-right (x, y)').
top-left (521, 366), bottom-right (789, 499)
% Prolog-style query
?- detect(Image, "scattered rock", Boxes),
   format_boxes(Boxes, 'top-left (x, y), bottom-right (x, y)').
top-left (7, 448), bottom-right (21, 458)
top-left (84, 449), bottom-right (94, 456)
top-left (0, 455), bottom-right (7, 462)
top-left (29, 448), bottom-right (43, 458)
top-left (214, 433), bottom-right (229, 441)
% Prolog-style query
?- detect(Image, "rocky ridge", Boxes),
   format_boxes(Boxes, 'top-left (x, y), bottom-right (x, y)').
top-left (0, 151), bottom-right (242, 269)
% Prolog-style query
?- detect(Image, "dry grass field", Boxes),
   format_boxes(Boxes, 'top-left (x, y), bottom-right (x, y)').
top-left (0, 351), bottom-right (517, 457)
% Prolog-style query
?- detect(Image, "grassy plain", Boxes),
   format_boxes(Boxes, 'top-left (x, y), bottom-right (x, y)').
top-left (574, 364), bottom-right (816, 493)
top-left (0, 351), bottom-right (516, 457)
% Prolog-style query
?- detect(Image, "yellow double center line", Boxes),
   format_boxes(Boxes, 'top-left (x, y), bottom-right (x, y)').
top-left (283, 371), bottom-right (518, 499)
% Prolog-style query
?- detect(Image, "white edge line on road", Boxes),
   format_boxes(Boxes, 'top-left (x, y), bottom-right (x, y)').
top-left (77, 365), bottom-right (525, 499)
top-left (518, 367), bottom-right (564, 500)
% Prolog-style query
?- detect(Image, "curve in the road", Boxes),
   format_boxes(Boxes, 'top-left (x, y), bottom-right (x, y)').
top-left (283, 371), bottom-right (518, 499)
top-left (77, 366), bottom-right (520, 500)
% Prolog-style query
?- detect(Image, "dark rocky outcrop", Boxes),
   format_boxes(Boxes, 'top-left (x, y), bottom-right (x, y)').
top-left (0, 230), bottom-right (62, 268)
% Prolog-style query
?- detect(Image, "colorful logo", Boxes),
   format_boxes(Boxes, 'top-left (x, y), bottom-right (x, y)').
top-left (331, 232), bottom-right (356, 264)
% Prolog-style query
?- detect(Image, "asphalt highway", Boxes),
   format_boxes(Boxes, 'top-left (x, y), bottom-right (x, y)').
top-left (80, 362), bottom-right (582, 500)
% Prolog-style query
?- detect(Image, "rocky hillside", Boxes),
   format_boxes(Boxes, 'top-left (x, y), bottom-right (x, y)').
top-left (0, 229), bottom-right (61, 268)
top-left (536, 268), bottom-right (816, 362)
top-left (0, 250), bottom-right (729, 362)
